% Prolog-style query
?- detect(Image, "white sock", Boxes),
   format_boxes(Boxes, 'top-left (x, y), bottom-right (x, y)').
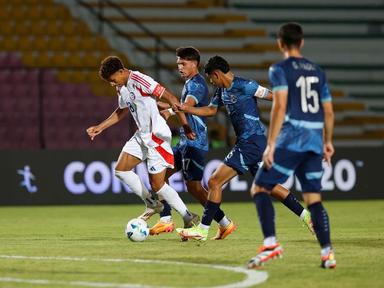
top-left (300, 209), bottom-right (309, 219)
top-left (321, 246), bottom-right (332, 257)
top-left (156, 183), bottom-right (188, 218)
top-left (219, 216), bottom-right (230, 228)
top-left (263, 236), bottom-right (277, 247)
top-left (115, 170), bottom-right (153, 206)
top-left (199, 223), bottom-right (210, 230)
top-left (160, 216), bottom-right (172, 223)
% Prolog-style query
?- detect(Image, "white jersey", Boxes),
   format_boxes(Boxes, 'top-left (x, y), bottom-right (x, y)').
top-left (117, 71), bottom-right (171, 148)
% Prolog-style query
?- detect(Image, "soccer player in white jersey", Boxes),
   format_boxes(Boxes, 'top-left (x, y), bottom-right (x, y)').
top-left (86, 56), bottom-right (199, 227)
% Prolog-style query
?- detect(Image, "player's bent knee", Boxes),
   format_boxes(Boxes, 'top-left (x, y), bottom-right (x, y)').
top-left (207, 176), bottom-right (220, 190)
top-left (250, 184), bottom-right (270, 197)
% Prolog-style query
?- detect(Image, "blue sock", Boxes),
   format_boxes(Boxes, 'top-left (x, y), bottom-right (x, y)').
top-left (282, 193), bottom-right (304, 216)
top-left (253, 192), bottom-right (275, 238)
top-left (308, 202), bottom-right (331, 248)
top-left (201, 200), bottom-right (220, 226)
top-left (159, 200), bottom-right (172, 218)
top-left (213, 208), bottom-right (226, 223)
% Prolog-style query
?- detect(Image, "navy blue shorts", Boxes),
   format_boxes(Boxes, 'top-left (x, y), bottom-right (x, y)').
top-left (255, 148), bottom-right (323, 192)
top-left (224, 134), bottom-right (266, 176)
top-left (173, 144), bottom-right (207, 181)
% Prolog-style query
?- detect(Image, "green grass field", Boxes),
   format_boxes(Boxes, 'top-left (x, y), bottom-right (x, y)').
top-left (0, 200), bottom-right (383, 288)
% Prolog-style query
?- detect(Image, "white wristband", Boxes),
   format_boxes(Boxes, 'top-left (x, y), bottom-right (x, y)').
top-left (255, 86), bottom-right (269, 99)
top-left (167, 108), bottom-right (176, 116)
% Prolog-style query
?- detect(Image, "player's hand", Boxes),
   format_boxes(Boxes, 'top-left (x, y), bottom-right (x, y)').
top-left (262, 144), bottom-right (275, 170)
top-left (86, 125), bottom-right (103, 140)
top-left (160, 109), bottom-right (171, 120)
top-left (323, 142), bottom-right (334, 165)
top-left (173, 103), bottom-right (189, 113)
top-left (183, 124), bottom-right (196, 140)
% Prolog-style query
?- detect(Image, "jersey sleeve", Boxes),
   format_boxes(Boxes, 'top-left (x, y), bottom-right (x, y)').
top-left (130, 71), bottom-right (165, 98)
top-left (320, 73), bottom-right (332, 103)
top-left (209, 88), bottom-right (223, 107)
top-left (185, 81), bottom-right (204, 105)
top-left (244, 79), bottom-right (270, 99)
top-left (269, 65), bottom-right (288, 92)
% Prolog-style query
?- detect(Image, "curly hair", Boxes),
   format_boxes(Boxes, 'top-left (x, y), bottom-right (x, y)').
top-left (99, 56), bottom-right (124, 80)
top-left (204, 56), bottom-right (230, 75)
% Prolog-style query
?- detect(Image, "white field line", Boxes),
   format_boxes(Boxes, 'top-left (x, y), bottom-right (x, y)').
top-left (0, 255), bottom-right (268, 288)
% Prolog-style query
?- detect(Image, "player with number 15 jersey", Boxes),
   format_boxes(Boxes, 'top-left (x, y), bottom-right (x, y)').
top-left (269, 57), bottom-right (332, 154)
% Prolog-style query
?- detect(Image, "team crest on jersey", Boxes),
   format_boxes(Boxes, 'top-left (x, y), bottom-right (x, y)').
top-left (129, 92), bottom-right (136, 100)
top-left (230, 94), bottom-right (237, 103)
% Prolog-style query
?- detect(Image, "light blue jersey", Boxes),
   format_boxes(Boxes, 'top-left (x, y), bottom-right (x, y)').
top-left (179, 73), bottom-right (209, 151)
top-left (269, 57), bottom-right (332, 154)
top-left (210, 76), bottom-right (267, 141)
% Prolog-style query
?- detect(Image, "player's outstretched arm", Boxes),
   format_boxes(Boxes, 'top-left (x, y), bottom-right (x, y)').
top-left (160, 89), bottom-right (196, 140)
top-left (173, 103), bottom-right (217, 117)
top-left (322, 101), bottom-right (335, 164)
top-left (86, 107), bottom-right (129, 140)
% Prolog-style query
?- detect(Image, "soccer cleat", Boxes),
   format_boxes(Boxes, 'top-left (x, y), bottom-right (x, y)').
top-left (138, 200), bottom-right (164, 221)
top-left (247, 244), bottom-right (283, 269)
top-left (183, 212), bottom-right (200, 228)
top-left (176, 225), bottom-right (208, 241)
top-left (211, 220), bottom-right (237, 240)
top-left (149, 221), bottom-right (175, 235)
top-left (321, 250), bottom-right (336, 269)
top-left (301, 209), bottom-right (315, 235)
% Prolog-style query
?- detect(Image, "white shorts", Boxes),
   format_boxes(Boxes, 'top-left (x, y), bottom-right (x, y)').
top-left (122, 132), bottom-right (174, 174)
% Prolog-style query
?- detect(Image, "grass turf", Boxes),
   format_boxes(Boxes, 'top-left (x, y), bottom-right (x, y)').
top-left (0, 200), bottom-right (383, 287)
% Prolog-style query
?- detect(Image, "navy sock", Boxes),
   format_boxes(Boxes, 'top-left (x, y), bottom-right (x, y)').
top-left (253, 192), bottom-right (275, 238)
top-left (213, 208), bottom-right (226, 223)
top-left (308, 202), bottom-right (331, 248)
top-left (282, 193), bottom-right (304, 217)
top-left (201, 200), bottom-right (220, 226)
top-left (159, 200), bottom-right (172, 218)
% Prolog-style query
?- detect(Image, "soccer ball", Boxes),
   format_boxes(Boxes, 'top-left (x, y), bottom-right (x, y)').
top-left (125, 218), bottom-right (149, 242)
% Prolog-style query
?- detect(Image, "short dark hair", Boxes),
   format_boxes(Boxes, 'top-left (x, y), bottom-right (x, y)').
top-left (176, 46), bottom-right (200, 65)
top-left (277, 22), bottom-right (303, 48)
top-left (99, 56), bottom-right (124, 80)
top-left (204, 56), bottom-right (230, 75)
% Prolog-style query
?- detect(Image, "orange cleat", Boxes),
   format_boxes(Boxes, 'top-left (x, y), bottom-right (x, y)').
top-left (247, 244), bottom-right (283, 269)
top-left (321, 250), bottom-right (336, 269)
top-left (149, 221), bottom-right (175, 235)
top-left (211, 220), bottom-right (237, 240)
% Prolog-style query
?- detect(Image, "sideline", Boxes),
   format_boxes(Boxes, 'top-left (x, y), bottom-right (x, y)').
top-left (0, 255), bottom-right (268, 288)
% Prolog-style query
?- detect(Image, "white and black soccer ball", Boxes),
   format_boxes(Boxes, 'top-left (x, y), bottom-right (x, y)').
top-left (125, 218), bottom-right (149, 242)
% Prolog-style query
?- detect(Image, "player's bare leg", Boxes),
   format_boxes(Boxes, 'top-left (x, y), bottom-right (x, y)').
top-left (186, 180), bottom-right (207, 205)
